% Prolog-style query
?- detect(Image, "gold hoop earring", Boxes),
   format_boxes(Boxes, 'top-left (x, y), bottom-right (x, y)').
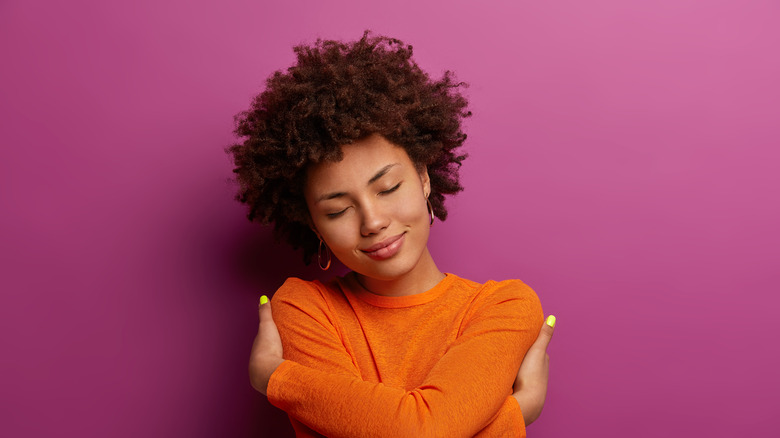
top-left (426, 199), bottom-right (435, 226)
top-left (318, 239), bottom-right (331, 270)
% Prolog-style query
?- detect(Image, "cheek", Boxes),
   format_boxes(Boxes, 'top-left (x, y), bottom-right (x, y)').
top-left (317, 218), bottom-right (359, 250)
top-left (398, 197), bottom-right (428, 223)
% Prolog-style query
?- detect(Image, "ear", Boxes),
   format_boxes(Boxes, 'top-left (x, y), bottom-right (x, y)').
top-left (309, 225), bottom-right (322, 241)
top-left (419, 165), bottom-right (431, 198)
top-left (306, 214), bottom-right (322, 241)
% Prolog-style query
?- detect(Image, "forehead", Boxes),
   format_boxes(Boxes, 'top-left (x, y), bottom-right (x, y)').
top-left (305, 135), bottom-right (414, 193)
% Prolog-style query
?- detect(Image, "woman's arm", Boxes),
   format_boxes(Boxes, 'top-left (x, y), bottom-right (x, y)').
top-left (250, 279), bottom-right (543, 438)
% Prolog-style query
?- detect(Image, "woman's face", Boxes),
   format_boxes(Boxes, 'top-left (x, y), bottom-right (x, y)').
top-left (304, 134), bottom-right (432, 281)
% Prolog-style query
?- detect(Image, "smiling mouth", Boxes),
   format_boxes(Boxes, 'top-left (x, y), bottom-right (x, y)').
top-left (361, 233), bottom-right (405, 260)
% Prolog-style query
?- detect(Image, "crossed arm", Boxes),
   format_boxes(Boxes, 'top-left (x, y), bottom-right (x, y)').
top-left (249, 282), bottom-right (554, 437)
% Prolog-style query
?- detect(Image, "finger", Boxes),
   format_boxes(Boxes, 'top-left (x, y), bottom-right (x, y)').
top-left (532, 314), bottom-right (556, 352)
top-left (258, 295), bottom-right (274, 323)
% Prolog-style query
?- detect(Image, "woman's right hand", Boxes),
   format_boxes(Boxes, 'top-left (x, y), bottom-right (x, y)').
top-left (248, 295), bottom-right (285, 396)
top-left (512, 315), bottom-right (556, 426)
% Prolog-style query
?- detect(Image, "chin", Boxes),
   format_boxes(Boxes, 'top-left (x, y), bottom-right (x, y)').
top-left (353, 255), bottom-right (420, 281)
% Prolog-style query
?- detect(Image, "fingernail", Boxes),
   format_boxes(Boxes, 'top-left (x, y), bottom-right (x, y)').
top-left (546, 315), bottom-right (556, 328)
top-left (259, 295), bottom-right (269, 306)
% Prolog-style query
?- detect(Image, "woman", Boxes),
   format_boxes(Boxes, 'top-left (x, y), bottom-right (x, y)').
top-left (230, 32), bottom-right (555, 437)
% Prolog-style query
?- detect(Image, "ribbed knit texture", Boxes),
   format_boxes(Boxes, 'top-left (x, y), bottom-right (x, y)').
top-left (267, 273), bottom-right (543, 438)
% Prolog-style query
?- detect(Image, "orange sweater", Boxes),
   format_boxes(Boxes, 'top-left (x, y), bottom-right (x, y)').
top-left (267, 273), bottom-right (543, 438)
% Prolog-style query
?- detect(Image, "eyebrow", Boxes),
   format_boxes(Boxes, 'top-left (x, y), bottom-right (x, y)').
top-left (368, 163), bottom-right (397, 184)
top-left (316, 163), bottom-right (398, 202)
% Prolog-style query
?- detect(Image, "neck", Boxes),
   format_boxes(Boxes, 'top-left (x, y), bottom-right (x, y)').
top-left (354, 247), bottom-right (445, 297)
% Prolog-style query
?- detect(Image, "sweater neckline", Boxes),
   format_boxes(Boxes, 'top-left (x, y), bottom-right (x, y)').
top-left (339, 272), bottom-right (457, 308)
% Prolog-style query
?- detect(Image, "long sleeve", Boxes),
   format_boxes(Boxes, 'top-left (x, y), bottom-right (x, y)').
top-left (473, 396), bottom-right (526, 437)
top-left (268, 276), bottom-right (543, 438)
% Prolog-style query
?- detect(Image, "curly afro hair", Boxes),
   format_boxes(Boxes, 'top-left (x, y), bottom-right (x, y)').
top-left (227, 31), bottom-right (471, 263)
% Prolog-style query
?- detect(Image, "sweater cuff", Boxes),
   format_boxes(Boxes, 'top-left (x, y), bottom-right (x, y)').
top-left (266, 359), bottom-right (296, 409)
top-left (510, 394), bottom-right (527, 437)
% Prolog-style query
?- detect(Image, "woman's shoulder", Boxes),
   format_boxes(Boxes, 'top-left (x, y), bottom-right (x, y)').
top-left (272, 276), bottom-right (345, 305)
top-left (485, 277), bottom-right (539, 299)
top-left (449, 274), bottom-right (542, 313)
top-left (449, 274), bottom-right (538, 298)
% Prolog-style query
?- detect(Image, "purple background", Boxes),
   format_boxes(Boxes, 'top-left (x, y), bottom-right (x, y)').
top-left (2, 0), bottom-right (778, 436)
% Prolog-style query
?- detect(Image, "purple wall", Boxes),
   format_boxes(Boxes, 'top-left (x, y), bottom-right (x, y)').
top-left (2, 0), bottom-right (778, 436)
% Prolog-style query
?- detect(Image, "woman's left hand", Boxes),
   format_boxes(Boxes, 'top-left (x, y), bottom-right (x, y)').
top-left (249, 295), bottom-right (285, 395)
top-left (512, 315), bottom-right (555, 425)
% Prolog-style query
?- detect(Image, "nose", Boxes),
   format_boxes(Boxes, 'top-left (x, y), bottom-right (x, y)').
top-left (360, 200), bottom-right (389, 236)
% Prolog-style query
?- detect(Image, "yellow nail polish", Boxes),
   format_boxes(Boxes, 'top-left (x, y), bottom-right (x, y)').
top-left (546, 315), bottom-right (556, 328)
top-left (259, 295), bottom-right (269, 306)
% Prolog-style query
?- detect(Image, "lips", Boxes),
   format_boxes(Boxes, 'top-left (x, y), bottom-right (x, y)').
top-left (361, 233), bottom-right (405, 260)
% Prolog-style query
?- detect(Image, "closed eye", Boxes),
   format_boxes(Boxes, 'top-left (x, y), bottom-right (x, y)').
top-left (380, 183), bottom-right (401, 195)
top-left (326, 208), bottom-right (348, 218)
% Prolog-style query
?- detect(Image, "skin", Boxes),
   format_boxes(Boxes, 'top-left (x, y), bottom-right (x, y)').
top-left (249, 134), bottom-right (555, 426)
